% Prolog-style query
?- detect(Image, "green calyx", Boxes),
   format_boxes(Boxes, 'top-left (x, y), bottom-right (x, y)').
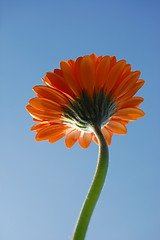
top-left (63, 90), bottom-right (117, 131)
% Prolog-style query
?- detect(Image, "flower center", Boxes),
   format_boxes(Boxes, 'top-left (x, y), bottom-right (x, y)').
top-left (62, 90), bottom-right (117, 132)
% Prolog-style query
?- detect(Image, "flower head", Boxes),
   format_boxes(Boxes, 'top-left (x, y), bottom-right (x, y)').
top-left (26, 54), bottom-right (145, 148)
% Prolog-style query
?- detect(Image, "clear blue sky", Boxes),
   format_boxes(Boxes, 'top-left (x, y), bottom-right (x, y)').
top-left (1, 0), bottom-right (160, 239)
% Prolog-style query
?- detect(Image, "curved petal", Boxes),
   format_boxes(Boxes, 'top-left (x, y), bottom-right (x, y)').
top-left (89, 53), bottom-right (97, 64)
top-left (110, 56), bottom-right (116, 68)
top-left (112, 71), bottom-right (141, 98)
top-left (60, 61), bottom-right (80, 96)
top-left (95, 56), bottom-right (110, 89)
top-left (68, 59), bottom-right (75, 67)
top-left (49, 131), bottom-right (67, 143)
top-left (80, 56), bottom-right (95, 96)
top-left (118, 97), bottom-right (144, 108)
top-left (78, 132), bottom-right (92, 149)
top-left (26, 105), bottom-right (60, 120)
top-left (54, 69), bottom-right (64, 77)
top-left (44, 72), bottom-right (74, 96)
top-left (106, 120), bottom-right (127, 135)
top-left (35, 124), bottom-right (68, 141)
top-left (73, 56), bottom-right (83, 90)
top-left (104, 60), bottom-right (126, 93)
top-left (121, 64), bottom-right (131, 79)
top-left (102, 127), bottom-right (113, 145)
top-left (114, 108), bottom-right (145, 121)
top-left (30, 121), bottom-right (50, 131)
top-left (96, 55), bottom-right (103, 67)
top-left (33, 85), bottom-right (68, 105)
top-left (92, 134), bottom-right (98, 145)
top-left (111, 118), bottom-right (129, 126)
top-left (65, 129), bottom-right (80, 148)
top-left (28, 97), bottom-right (61, 112)
top-left (117, 80), bottom-right (145, 102)
top-left (112, 64), bottom-right (131, 91)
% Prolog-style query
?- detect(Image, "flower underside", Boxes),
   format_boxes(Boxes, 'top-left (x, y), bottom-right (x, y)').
top-left (63, 90), bottom-right (116, 132)
top-left (26, 53), bottom-right (145, 148)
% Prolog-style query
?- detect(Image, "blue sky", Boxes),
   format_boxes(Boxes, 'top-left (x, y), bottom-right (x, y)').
top-left (1, 0), bottom-right (160, 239)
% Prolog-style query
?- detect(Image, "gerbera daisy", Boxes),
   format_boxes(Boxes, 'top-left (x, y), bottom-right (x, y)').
top-left (26, 54), bottom-right (145, 148)
top-left (26, 53), bottom-right (145, 240)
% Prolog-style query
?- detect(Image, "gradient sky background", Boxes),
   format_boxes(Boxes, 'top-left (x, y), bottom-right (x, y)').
top-left (1, 0), bottom-right (160, 239)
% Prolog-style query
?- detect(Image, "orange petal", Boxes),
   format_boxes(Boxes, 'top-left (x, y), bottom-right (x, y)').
top-left (73, 57), bottom-right (83, 90)
top-left (92, 134), bottom-right (98, 145)
top-left (106, 120), bottom-right (127, 135)
top-left (48, 131), bottom-right (67, 143)
top-left (33, 85), bottom-right (68, 105)
top-left (30, 119), bottom-right (62, 131)
top-left (30, 121), bottom-right (50, 131)
top-left (110, 56), bottom-right (116, 68)
top-left (28, 97), bottom-right (61, 112)
top-left (119, 97), bottom-right (144, 108)
top-left (120, 64), bottom-right (131, 79)
top-left (96, 56), bottom-right (103, 67)
top-left (26, 105), bottom-right (60, 120)
top-left (32, 118), bottom-right (41, 122)
top-left (89, 53), bottom-right (97, 63)
top-left (60, 61), bottom-right (80, 96)
top-left (54, 68), bottom-right (64, 77)
top-left (78, 132), bottom-right (92, 149)
top-left (102, 127), bottom-right (113, 145)
top-left (104, 60), bottom-right (126, 93)
top-left (117, 80), bottom-right (145, 102)
top-left (68, 59), bottom-right (75, 67)
top-left (65, 129), bottom-right (80, 148)
top-left (112, 71), bottom-right (141, 98)
top-left (111, 118), bottom-right (129, 126)
top-left (35, 124), bottom-right (68, 141)
top-left (44, 72), bottom-right (73, 96)
top-left (114, 108), bottom-right (145, 121)
top-left (112, 64), bottom-right (131, 91)
top-left (80, 56), bottom-right (95, 96)
top-left (95, 56), bottom-right (110, 89)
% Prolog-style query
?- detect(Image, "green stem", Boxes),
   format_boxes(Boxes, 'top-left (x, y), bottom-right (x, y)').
top-left (72, 125), bottom-right (109, 240)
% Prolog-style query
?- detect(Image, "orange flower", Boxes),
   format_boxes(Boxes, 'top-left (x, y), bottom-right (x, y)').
top-left (26, 54), bottom-right (145, 148)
